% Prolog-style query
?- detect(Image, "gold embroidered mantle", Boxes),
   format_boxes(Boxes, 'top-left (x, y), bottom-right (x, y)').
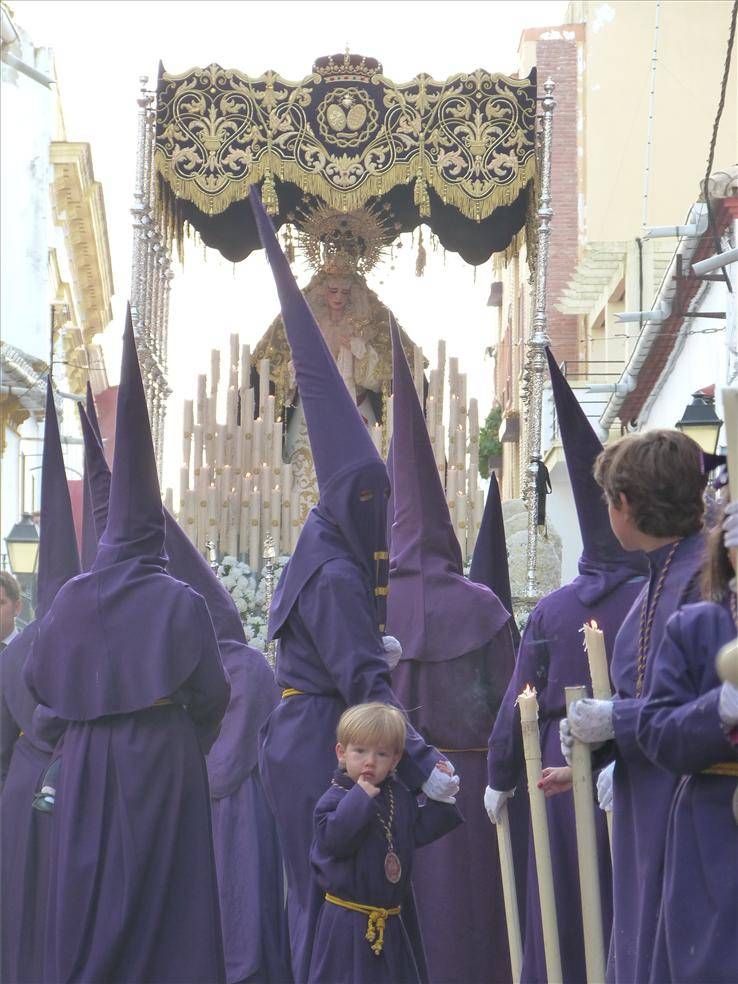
top-left (154, 54), bottom-right (537, 232)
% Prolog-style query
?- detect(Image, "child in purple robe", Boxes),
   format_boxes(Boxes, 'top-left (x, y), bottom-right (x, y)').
top-left (562, 429), bottom-right (707, 984)
top-left (635, 510), bottom-right (738, 983)
top-left (308, 703), bottom-right (462, 984)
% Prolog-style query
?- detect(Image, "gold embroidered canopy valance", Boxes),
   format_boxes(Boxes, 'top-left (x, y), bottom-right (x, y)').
top-left (155, 53), bottom-right (537, 265)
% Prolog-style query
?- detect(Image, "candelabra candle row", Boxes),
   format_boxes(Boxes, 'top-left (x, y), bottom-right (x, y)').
top-left (168, 331), bottom-right (487, 566)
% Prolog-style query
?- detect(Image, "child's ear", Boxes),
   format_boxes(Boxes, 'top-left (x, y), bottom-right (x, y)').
top-left (336, 742), bottom-right (346, 768)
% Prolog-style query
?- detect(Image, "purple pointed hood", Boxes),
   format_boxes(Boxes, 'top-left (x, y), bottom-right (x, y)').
top-left (25, 307), bottom-right (220, 721)
top-left (80, 384), bottom-right (103, 570)
top-left (469, 472), bottom-right (520, 649)
top-left (36, 377), bottom-right (81, 617)
top-left (78, 401), bottom-right (277, 794)
top-left (546, 347), bottom-right (647, 603)
top-left (386, 316), bottom-right (509, 662)
top-left (78, 404), bottom-right (111, 544)
top-left (250, 189), bottom-right (390, 638)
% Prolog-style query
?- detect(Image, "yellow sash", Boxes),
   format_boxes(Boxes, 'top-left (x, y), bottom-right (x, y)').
top-left (702, 762), bottom-right (738, 777)
top-left (324, 893), bottom-right (401, 956)
top-left (281, 688), bottom-right (305, 699)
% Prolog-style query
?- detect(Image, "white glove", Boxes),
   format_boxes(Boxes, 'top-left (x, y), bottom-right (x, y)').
top-left (559, 717), bottom-right (574, 765)
top-left (484, 786), bottom-right (514, 824)
top-left (597, 762), bottom-right (615, 812)
top-left (422, 766), bottom-right (460, 804)
top-left (718, 680), bottom-right (738, 726)
top-left (569, 698), bottom-right (615, 743)
top-left (722, 500), bottom-right (738, 550)
top-left (381, 635), bottom-right (402, 671)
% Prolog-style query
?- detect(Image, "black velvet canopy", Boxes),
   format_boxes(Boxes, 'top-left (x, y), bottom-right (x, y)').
top-left (155, 53), bottom-right (538, 267)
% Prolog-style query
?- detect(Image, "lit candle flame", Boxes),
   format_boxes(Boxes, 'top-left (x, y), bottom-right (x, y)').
top-left (590, 619), bottom-right (600, 631)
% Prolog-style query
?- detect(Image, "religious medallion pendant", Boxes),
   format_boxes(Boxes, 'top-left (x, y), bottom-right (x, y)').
top-left (384, 850), bottom-right (402, 884)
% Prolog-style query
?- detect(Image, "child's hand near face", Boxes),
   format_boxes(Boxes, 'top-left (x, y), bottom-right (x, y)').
top-left (357, 776), bottom-right (381, 798)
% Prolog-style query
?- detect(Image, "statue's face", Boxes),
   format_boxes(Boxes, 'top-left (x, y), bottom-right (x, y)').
top-left (323, 277), bottom-right (352, 315)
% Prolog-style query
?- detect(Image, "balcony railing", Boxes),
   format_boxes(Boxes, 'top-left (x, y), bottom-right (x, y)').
top-left (560, 360), bottom-right (623, 383)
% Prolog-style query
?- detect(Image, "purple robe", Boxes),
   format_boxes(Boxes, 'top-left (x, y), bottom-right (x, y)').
top-left (606, 533), bottom-right (704, 984)
top-left (0, 624), bottom-right (62, 984)
top-left (28, 638), bottom-right (229, 984)
top-left (308, 770), bottom-right (462, 984)
top-left (636, 600), bottom-right (738, 984)
top-left (259, 558), bottom-right (441, 982)
top-left (487, 570), bottom-right (646, 984)
top-left (393, 632), bottom-right (523, 984)
top-left (207, 639), bottom-right (291, 984)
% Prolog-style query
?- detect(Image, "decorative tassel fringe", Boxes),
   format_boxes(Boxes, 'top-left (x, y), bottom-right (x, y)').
top-left (415, 227), bottom-right (427, 277)
top-left (262, 173), bottom-right (279, 215)
top-left (413, 173), bottom-right (431, 217)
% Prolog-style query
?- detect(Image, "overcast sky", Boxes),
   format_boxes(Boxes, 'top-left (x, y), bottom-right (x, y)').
top-left (12, 0), bottom-right (568, 490)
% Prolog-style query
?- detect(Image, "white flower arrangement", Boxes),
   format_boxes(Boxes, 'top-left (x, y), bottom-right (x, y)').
top-left (217, 554), bottom-right (290, 653)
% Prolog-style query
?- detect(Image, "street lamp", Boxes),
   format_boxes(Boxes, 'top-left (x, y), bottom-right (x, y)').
top-left (5, 514), bottom-right (40, 575)
top-left (675, 391), bottom-right (723, 454)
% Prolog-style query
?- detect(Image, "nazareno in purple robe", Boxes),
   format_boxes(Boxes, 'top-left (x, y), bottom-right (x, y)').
top-left (1, 377), bottom-right (81, 984)
top-left (636, 598), bottom-right (738, 984)
top-left (602, 532), bottom-right (704, 984)
top-left (308, 770), bottom-right (462, 984)
top-left (387, 313), bottom-right (518, 984)
top-left (488, 571), bottom-right (644, 984)
top-left (251, 189), bottom-right (442, 982)
top-left (24, 309), bottom-right (230, 984)
top-left (78, 398), bottom-right (291, 984)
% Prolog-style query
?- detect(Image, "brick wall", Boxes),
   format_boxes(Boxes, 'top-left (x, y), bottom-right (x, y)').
top-left (536, 36), bottom-right (580, 366)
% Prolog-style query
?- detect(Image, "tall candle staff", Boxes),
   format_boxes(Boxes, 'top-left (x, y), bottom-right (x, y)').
top-left (565, 684), bottom-right (607, 983)
top-left (583, 619), bottom-right (613, 843)
top-left (518, 684), bottom-right (562, 983)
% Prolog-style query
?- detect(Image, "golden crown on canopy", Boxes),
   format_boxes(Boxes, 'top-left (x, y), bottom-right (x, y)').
top-left (312, 51), bottom-right (383, 84)
top-left (292, 200), bottom-right (399, 276)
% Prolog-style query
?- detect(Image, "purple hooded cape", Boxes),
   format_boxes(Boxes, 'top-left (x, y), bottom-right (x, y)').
top-left (0, 377), bottom-right (80, 984)
top-left (486, 353), bottom-right (651, 983)
top-left (470, 471), bottom-right (521, 650)
top-left (25, 309), bottom-right (230, 983)
top-left (636, 599), bottom-right (737, 984)
top-left (385, 314), bottom-right (520, 982)
top-left (308, 770), bottom-right (462, 984)
top-left (79, 395), bottom-right (290, 983)
top-left (603, 532), bottom-right (705, 984)
top-left (250, 189), bottom-right (440, 982)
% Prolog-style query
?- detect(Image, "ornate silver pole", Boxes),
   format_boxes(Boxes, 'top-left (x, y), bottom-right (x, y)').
top-left (262, 533), bottom-right (277, 670)
top-left (131, 76), bottom-right (153, 343)
top-left (524, 78), bottom-right (555, 599)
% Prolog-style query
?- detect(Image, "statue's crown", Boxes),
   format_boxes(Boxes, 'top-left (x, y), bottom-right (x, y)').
top-left (312, 52), bottom-right (382, 84)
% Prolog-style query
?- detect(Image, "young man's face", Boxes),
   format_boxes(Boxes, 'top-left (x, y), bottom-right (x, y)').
top-left (0, 587), bottom-right (21, 641)
top-left (336, 741), bottom-right (401, 786)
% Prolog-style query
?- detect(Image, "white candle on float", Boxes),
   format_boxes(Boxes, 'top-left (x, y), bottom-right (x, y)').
top-left (193, 424), bottom-right (204, 474)
top-left (281, 463), bottom-right (292, 554)
top-left (179, 466), bottom-right (189, 510)
top-left (371, 423), bottom-right (383, 454)
top-left (252, 418), bottom-right (263, 474)
top-left (226, 386), bottom-right (238, 430)
top-left (206, 484), bottom-right (219, 551)
top-left (164, 487), bottom-right (174, 515)
top-left (204, 398), bottom-right (216, 467)
top-left (183, 489), bottom-right (197, 544)
top-left (182, 430), bottom-right (192, 473)
top-left (196, 374), bottom-right (207, 426)
top-left (290, 485), bottom-right (300, 552)
top-left (270, 483), bottom-right (281, 550)
top-left (435, 424), bottom-right (446, 475)
top-left (518, 685), bottom-right (563, 983)
top-left (413, 345), bottom-right (424, 399)
top-left (385, 395), bottom-right (394, 448)
top-left (229, 332), bottom-right (239, 375)
top-left (219, 475), bottom-right (231, 546)
top-left (260, 465), bottom-right (272, 503)
top-left (196, 478), bottom-right (209, 553)
top-left (456, 489), bottom-right (468, 561)
top-left (446, 466), bottom-right (458, 528)
top-left (565, 685), bottom-right (607, 983)
top-left (210, 349), bottom-right (220, 397)
top-left (239, 474), bottom-right (251, 562)
top-left (271, 420), bottom-right (283, 475)
top-left (243, 388), bottom-right (254, 433)
top-left (474, 487), bottom-right (485, 538)
top-left (249, 486), bottom-right (261, 571)
top-left (259, 358), bottom-right (270, 416)
top-left (437, 340), bottom-right (446, 397)
top-left (427, 391), bottom-right (436, 439)
top-left (215, 427), bottom-right (226, 473)
top-left (240, 344), bottom-right (251, 394)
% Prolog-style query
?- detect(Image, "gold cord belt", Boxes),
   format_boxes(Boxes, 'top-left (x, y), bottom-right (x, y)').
top-left (324, 893), bottom-right (400, 956)
top-left (281, 688), bottom-right (305, 699)
top-left (153, 697), bottom-right (175, 707)
top-left (702, 762), bottom-right (738, 777)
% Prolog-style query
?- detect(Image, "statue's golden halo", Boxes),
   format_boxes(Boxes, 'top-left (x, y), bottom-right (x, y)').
top-left (287, 201), bottom-right (399, 277)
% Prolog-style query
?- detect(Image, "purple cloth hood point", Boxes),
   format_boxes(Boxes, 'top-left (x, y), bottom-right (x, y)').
top-left (386, 314), bottom-right (509, 662)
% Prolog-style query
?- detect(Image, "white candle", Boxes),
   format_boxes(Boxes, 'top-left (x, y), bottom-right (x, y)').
top-left (240, 344), bottom-right (251, 393)
top-left (249, 486), bottom-right (261, 570)
top-left (456, 490), bottom-right (468, 561)
top-left (270, 483), bottom-right (281, 550)
top-left (518, 685), bottom-right (563, 983)
top-left (239, 475), bottom-right (251, 562)
top-left (271, 420), bottom-right (283, 475)
top-left (565, 684), bottom-right (607, 983)
top-left (179, 465), bottom-right (189, 510)
top-left (210, 349), bottom-right (220, 397)
top-left (193, 424), bottom-right (203, 472)
top-left (413, 345), bottom-right (424, 399)
top-left (183, 399), bottom-right (194, 436)
top-left (183, 489), bottom-right (197, 544)
top-left (252, 418), bottom-right (262, 474)
top-left (196, 374), bottom-right (207, 426)
top-left (259, 357), bottom-right (270, 416)
top-left (226, 385), bottom-right (237, 429)
top-left (290, 484), bottom-right (300, 552)
top-left (583, 620), bottom-right (612, 700)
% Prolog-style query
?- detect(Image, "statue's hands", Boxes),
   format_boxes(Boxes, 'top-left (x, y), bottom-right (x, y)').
top-left (349, 336), bottom-right (366, 359)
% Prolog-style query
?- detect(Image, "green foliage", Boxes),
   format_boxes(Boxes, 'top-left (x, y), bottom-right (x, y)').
top-left (477, 405), bottom-right (503, 480)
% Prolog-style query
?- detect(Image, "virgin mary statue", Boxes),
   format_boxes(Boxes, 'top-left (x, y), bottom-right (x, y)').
top-left (252, 205), bottom-right (420, 522)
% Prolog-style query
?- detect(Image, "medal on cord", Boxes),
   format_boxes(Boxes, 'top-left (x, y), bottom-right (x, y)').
top-left (376, 783), bottom-right (401, 884)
